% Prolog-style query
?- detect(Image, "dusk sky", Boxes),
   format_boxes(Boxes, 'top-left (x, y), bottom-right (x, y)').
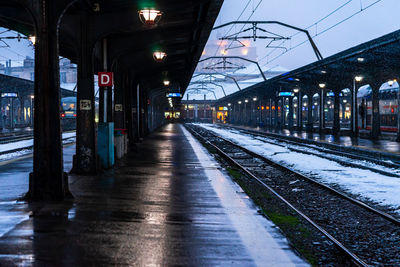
top-left (207, 0), bottom-right (400, 71)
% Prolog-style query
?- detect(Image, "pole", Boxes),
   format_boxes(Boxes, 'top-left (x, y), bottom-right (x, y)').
top-left (103, 39), bottom-right (108, 123)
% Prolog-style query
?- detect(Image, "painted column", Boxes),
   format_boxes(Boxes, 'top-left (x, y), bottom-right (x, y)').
top-left (371, 83), bottom-right (381, 139)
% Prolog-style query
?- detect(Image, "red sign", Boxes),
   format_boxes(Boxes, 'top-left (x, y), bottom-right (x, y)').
top-left (98, 72), bottom-right (113, 87)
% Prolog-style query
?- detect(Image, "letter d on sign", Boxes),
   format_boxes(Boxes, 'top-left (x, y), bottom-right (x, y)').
top-left (98, 72), bottom-right (113, 87)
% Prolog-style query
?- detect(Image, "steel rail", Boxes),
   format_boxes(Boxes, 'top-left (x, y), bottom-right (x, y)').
top-left (224, 125), bottom-right (400, 169)
top-left (186, 124), bottom-right (368, 267)
top-left (195, 125), bottom-right (400, 226)
top-left (218, 125), bottom-right (400, 178)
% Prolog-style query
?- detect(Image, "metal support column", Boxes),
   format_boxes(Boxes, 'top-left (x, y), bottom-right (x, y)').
top-left (333, 90), bottom-right (340, 135)
top-left (73, 10), bottom-right (97, 174)
top-left (298, 92), bottom-right (302, 130)
top-left (114, 71), bottom-right (125, 129)
top-left (288, 97), bottom-right (293, 129)
top-left (371, 84), bottom-right (381, 139)
top-left (319, 89), bottom-right (324, 133)
top-left (28, 0), bottom-right (68, 200)
top-left (307, 95), bottom-right (313, 132)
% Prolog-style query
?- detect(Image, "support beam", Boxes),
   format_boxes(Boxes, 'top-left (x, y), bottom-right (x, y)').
top-left (370, 84), bottom-right (381, 139)
top-left (28, 1), bottom-right (68, 200)
top-left (288, 97), bottom-right (293, 129)
top-left (319, 89), bottom-right (324, 133)
top-left (72, 10), bottom-right (97, 175)
top-left (307, 95), bottom-right (313, 132)
top-left (333, 90), bottom-right (340, 135)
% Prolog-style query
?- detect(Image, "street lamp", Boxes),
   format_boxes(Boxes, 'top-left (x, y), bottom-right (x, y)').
top-left (293, 88), bottom-right (300, 93)
top-left (153, 51), bottom-right (167, 62)
top-left (228, 103), bottom-right (231, 106)
top-left (238, 101), bottom-right (242, 104)
top-left (139, 9), bottom-right (162, 25)
top-left (245, 99), bottom-right (249, 103)
top-left (163, 80), bottom-right (170, 86)
top-left (352, 76), bottom-right (363, 134)
top-left (319, 83), bottom-right (326, 89)
top-left (253, 97), bottom-right (257, 101)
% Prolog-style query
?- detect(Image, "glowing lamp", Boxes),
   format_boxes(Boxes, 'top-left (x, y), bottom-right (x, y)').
top-left (238, 101), bottom-right (242, 104)
top-left (293, 88), bottom-right (300, 93)
top-left (388, 80), bottom-right (397, 86)
top-left (253, 97), bottom-right (257, 101)
top-left (319, 83), bottom-right (326, 89)
top-left (163, 80), bottom-right (170, 86)
top-left (139, 9), bottom-right (162, 25)
top-left (28, 35), bottom-right (36, 45)
top-left (153, 51), bottom-right (167, 62)
top-left (355, 76), bottom-right (363, 82)
top-left (245, 99), bottom-right (248, 103)
top-left (228, 103), bottom-right (232, 106)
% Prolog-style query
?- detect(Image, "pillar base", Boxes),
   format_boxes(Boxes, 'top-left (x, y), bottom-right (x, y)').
top-left (24, 172), bottom-right (73, 201)
top-left (70, 154), bottom-right (99, 175)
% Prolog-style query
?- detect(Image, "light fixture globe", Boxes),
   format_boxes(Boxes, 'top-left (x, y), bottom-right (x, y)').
top-left (153, 51), bottom-right (167, 62)
top-left (163, 80), bottom-right (170, 86)
top-left (139, 9), bottom-right (162, 26)
top-left (28, 35), bottom-right (36, 45)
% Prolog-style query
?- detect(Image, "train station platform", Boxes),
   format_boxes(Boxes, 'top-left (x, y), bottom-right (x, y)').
top-left (225, 124), bottom-right (400, 156)
top-left (0, 123), bottom-right (307, 266)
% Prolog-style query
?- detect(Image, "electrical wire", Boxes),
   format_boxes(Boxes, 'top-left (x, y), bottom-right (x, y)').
top-left (261, 0), bottom-right (384, 68)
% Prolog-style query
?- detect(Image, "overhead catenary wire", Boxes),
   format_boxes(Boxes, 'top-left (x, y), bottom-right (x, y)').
top-left (260, 0), bottom-right (384, 68)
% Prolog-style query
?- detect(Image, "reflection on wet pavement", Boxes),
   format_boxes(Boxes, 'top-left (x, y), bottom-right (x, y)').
top-left (0, 125), bottom-right (307, 266)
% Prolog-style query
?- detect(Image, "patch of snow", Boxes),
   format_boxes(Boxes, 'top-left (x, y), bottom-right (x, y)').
top-left (197, 123), bottom-right (400, 214)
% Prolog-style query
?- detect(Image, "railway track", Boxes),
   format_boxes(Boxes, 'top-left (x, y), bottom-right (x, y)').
top-left (186, 124), bottom-right (400, 266)
top-left (222, 124), bottom-right (400, 170)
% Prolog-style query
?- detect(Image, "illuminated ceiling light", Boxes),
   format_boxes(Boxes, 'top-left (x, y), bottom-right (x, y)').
top-left (355, 76), bottom-right (363, 82)
top-left (238, 101), bottom-right (242, 104)
top-left (139, 9), bottom-right (162, 26)
top-left (153, 51), bottom-right (167, 62)
top-left (245, 99), bottom-right (249, 103)
top-left (321, 70), bottom-right (327, 74)
top-left (228, 103), bottom-right (232, 106)
top-left (319, 83), bottom-right (326, 89)
top-left (253, 97), bottom-right (257, 101)
top-left (293, 88), bottom-right (300, 93)
top-left (28, 35), bottom-right (36, 45)
top-left (357, 57), bottom-right (365, 63)
top-left (163, 80), bottom-right (170, 86)
top-left (388, 79), bottom-right (397, 86)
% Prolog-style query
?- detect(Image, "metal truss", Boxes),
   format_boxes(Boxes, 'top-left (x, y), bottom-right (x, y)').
top-left (213, 21), bottom-right (323, 61)
top-left (192, 72), bottom-right (242, 91)
top-left (199, 56), bottom-right (267, 81)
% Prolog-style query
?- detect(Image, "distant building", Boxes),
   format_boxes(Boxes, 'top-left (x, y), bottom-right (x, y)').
top-left (0, 57), bottom-right (77, 85)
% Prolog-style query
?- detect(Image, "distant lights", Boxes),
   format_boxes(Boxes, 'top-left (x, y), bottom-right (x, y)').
top-left (228, 103), bottom-right (232, 106)
top-left (388, 79), bottom-right (397, 86)
top-left (163, 80), bottom-right (170, 86)
top-left (153, 51), bottom-right (167, 62)
top-left (321, 70), bottom-right (327, 74)
top-left (355, 76), bottom-right (363, 82)
top-left (293, 88), bottom-right (300, 93)
top-left (357, 57), bottom-right (365, 63)
top-left (319, 83), bottom-right (326, 89)
top-left (28, 35), bottom-right (36, 45)
top-left (253, 97), bottom-right (257, 101)
top-left (245, 99), bottom-right (249, 103)
top-left (238, 101), bottom-right (242, 104)
top-left (139, 9), bottom-right (162, 26)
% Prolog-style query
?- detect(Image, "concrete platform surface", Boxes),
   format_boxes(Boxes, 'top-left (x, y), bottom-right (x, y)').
top-left (0, 123), bottom-right (307, 266)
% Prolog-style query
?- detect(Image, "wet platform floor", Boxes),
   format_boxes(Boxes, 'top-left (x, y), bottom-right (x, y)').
top-left (0, 124), bottom-right (307, 266)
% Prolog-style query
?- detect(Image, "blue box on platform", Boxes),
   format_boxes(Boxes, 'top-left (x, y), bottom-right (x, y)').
top-left (98, 122), bottom-right (115, 168)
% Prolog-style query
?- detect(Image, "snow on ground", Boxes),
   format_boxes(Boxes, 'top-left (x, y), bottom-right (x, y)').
top-left (0, 132), bottom-right (76, 154)
top-left (197, 123), bottom-right (400, 214)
